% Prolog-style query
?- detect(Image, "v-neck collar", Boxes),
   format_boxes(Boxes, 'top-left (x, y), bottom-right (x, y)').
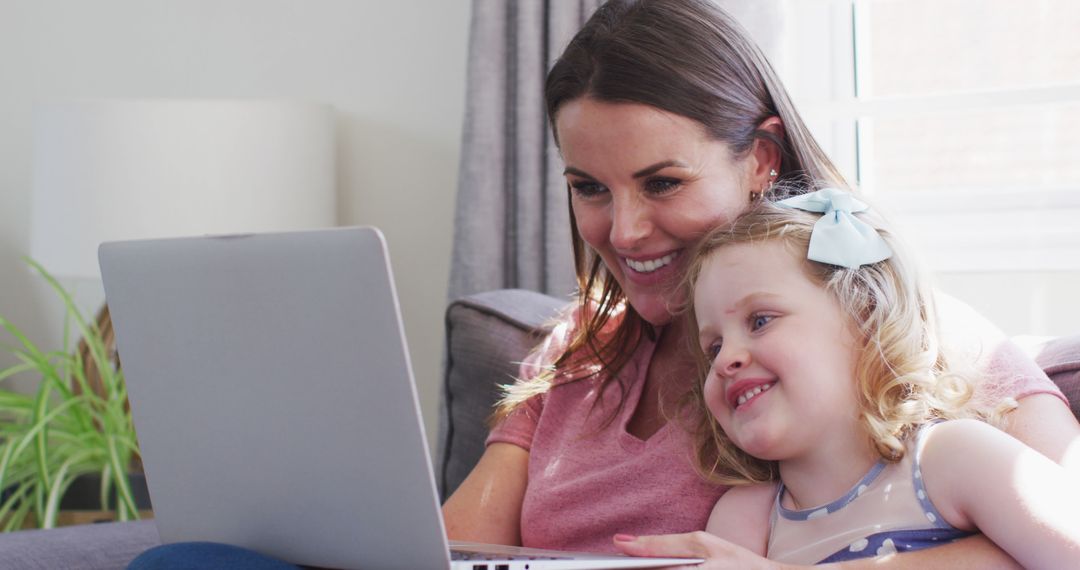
top-left (617, 331), bottom-right (674, 446)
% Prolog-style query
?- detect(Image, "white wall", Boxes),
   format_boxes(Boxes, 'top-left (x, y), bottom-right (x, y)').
top-left (0, 0), bottom-right (470, 449)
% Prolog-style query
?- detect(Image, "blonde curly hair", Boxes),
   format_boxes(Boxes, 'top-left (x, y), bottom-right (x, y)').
top-left (679, 187), bottom-right (1013, 486)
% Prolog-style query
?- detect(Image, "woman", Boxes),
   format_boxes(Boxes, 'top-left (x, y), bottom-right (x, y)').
top-left (442, 0), bottom-right (1078, 567)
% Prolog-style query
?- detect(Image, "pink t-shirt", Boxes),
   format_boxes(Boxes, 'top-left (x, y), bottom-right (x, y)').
top-left (487, 303), bottom-right (1065, 553)
top-left (487, 315), bottom-right (724, 553)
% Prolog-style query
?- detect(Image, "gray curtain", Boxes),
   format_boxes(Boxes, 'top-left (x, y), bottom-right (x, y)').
top-left (447, 0), bottom-right (784, 302)
top-left (448, 0), bottom-right (602, 302)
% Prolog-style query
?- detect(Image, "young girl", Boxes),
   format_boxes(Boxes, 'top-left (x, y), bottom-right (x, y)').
top-left (677, 187), bottom-right (1080, 566)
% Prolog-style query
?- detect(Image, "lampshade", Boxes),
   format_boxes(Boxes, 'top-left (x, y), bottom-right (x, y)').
top-left (31, 99), bottom-right (337, 279)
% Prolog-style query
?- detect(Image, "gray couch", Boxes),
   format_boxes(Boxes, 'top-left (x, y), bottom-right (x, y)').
top-left (2, 289), bottom-right (1077, 569)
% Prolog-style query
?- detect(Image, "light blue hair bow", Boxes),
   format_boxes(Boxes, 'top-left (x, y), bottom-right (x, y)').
top-left (776, 188), bottom-right (892, 269)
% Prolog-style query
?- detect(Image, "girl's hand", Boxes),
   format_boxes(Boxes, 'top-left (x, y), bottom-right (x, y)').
top-left (613, 532), bottom-right (792, 570)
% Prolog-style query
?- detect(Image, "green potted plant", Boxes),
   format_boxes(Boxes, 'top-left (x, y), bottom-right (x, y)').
top-left (0, 259), bottom-right (142, 530)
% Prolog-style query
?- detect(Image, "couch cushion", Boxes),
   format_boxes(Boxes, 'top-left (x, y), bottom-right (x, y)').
top-left (438, 289), bottom-right (566, 500)
top-left (0, 519), bottom-right (159, 570)
top-left (1035, 334), bottom-right (1080, 420)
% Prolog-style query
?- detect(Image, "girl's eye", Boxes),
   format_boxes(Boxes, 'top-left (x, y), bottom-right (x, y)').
top-left (644, 177), bottom-right (681, 195)
top-left (704, 340), bottom-right (722, 361)
top-left (750, 314), bottom-right (773, 331)
top-left (568, 180), bottom-right (606, 198)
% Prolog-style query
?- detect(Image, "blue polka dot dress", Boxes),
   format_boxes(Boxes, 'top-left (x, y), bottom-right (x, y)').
top-left (766, 422), bottom-right (974, 564)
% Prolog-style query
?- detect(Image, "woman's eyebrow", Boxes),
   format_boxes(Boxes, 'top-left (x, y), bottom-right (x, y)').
top-left (633, 160), bottom-right (689, 179)
top-left (564, 161), bottom-right (689, 180)
top-left (563, 166), bottom-right (595, 179)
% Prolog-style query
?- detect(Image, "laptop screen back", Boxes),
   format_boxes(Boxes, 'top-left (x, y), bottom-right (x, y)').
top-left (100, 227), bottom-right (451, 569)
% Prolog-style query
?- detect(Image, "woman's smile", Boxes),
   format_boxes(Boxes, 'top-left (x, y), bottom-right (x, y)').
top-left (623, 251), bottom-right (679, 274)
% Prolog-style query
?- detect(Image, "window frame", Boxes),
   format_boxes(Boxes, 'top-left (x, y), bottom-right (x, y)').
top-left (783, 0), bottom-right (1080, 272)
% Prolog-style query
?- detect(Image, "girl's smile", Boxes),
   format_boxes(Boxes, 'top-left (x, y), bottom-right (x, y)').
top-left (726, 378), bottom-right (776, 410)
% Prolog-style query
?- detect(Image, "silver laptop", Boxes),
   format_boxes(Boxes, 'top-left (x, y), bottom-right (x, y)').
top-left (99, 227), bottom-right (700, 570)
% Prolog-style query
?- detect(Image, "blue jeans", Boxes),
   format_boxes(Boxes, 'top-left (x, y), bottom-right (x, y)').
top-left (128, 542), bottom-right (303, 570)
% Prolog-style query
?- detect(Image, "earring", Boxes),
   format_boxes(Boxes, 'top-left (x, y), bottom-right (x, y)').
top-left (751, 169), bottom-right (778, 202)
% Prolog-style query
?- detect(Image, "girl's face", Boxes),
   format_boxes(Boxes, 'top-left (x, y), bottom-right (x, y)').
top-left (554, 98), bottom-right (760, 326)
top-left (694, 240), bottom-right (862, 463)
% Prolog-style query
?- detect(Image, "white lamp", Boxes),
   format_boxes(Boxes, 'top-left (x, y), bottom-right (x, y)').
top-left (31, 99), bottom-right (337, 279)
top-left (29, 99), bottom-right (336, 401)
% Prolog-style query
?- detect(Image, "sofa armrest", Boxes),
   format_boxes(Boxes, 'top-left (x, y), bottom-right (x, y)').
top-left (0, 519), bottom-right (159, 569)
top-left (437, 289), bottom-right (567, 500)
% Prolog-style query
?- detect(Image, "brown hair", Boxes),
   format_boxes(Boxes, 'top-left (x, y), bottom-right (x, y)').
top-left (496, 0), bottom-right (849, 422)
top-left (678, 193), bottom-right (1009, 485)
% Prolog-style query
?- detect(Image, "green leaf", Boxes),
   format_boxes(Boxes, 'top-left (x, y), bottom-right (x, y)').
top-left (0, 388), bottom-right (34, 411)
top-left (0, 436), bottom-right (25, 497)
top-left (0, 317), bottom-right (37, 357)
top-left (1, 486), bottom-right (33, 531)
top-left (31, 381), bottom-right (54, 497)
top-left (7, 396), bottom-right (89, 492)
top-left (0, 477), bottom-right (32, 525)
top-left (25, 260), bottom-right (116, 396)
top-left (42, 449), bottom-right (98, 529)
top-left (0, 258), bottom-right (141, 531)
top-left (108, 437), bottom-right (137, 518)
top-left (99, 463), bottom-right (112, 510)
top-left (0, 362), bottom-right (37, 384)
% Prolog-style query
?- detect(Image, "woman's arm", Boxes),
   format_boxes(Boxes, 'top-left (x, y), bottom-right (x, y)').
top-left (920, 418), bottom-right (1080, 569)
top-left (703, 483), bottom-right (777, 555)
top-left (441, 442), bottom-right (530, 546)
top-left (935, 291), bottom-right (1080, 471)
top-left (1003, 393), bottom-right (1080, 472)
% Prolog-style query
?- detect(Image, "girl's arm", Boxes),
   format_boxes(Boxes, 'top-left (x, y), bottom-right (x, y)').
top-left (920, 418), bottom-right (1080, 568)
top-left (441, 442), bottom-right (530, 545)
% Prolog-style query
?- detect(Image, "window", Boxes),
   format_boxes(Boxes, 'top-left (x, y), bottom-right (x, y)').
top-left (784, 0), bottom-right (1080, 272)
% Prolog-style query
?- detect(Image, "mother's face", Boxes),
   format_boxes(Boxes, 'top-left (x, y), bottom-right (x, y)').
top-left (555, 98), bottom-right (771, 326)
